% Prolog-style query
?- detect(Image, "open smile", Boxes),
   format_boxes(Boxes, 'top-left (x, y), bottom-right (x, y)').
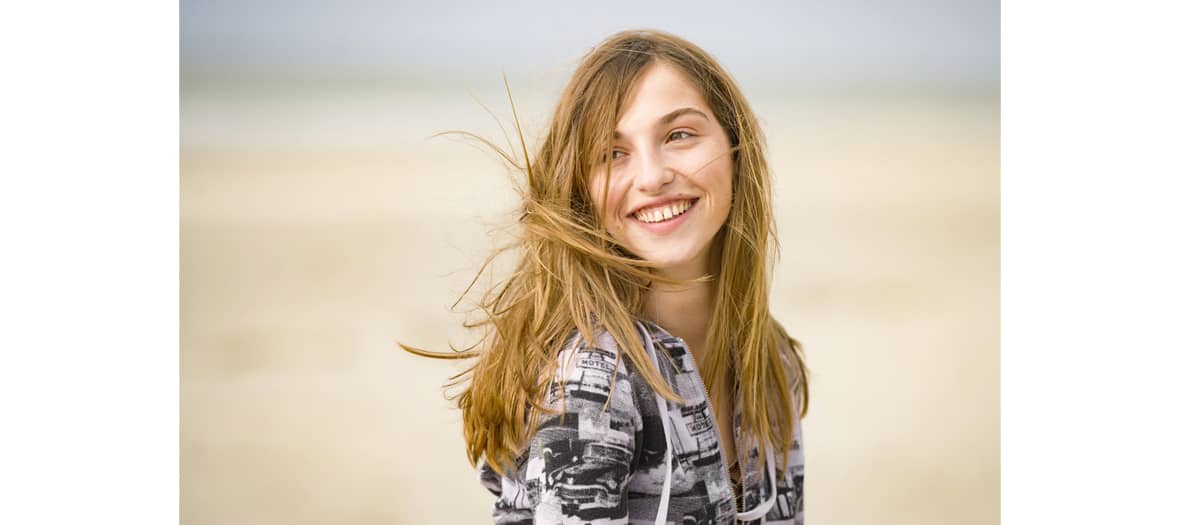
top-left (628, 198), bottom-right (699, 232)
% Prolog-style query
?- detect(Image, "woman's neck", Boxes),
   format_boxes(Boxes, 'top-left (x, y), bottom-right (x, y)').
top-left (643, 260), bottom-right (717, 363)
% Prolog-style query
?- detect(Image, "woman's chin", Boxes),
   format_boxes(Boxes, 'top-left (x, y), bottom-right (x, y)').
top-left (638, 250), bottom-right (710, 278)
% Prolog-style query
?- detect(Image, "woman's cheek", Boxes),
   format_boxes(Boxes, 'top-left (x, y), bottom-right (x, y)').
top-left (608, 193), bottom-right (631, 237)
top-left (587, 175), bottom-right (607, 213)
top-left (683, 147), bottom-right (715, 171)
top-left (591, 167), bottom-right (633, 233)
top-left (588, 174), bottom-right (619, 231)
top-left (599, 175), bottom-right (623, 215)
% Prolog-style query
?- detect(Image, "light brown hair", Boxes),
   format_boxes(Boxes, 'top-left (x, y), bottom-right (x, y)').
top-left (401, 28), bottom-right (809, 479)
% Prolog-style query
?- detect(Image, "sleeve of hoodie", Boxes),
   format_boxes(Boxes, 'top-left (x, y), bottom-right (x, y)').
top-left (480, 331), bottom-right (643, 524)
top-left (777, 336), bottom-right (808, 524)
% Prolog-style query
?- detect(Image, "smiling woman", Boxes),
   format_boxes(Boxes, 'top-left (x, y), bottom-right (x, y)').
top-left (590, 63), bottom-right (734, 279)
top-left (401, 29), bottom-right (810, 524)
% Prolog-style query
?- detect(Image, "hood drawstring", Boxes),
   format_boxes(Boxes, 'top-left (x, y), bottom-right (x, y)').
top-left (637, 321), bottom-right (777, 523)
top-left (734, 447), bottom-right (777, 522)
top-left (637, 322), bottom-right (675, 524)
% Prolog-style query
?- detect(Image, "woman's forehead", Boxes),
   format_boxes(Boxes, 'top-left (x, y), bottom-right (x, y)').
top-left (613, 62), bottom-right (713, 137)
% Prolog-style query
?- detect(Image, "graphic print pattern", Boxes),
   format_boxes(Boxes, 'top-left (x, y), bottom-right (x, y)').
top-left (479, 320), bottom-right (804, 524)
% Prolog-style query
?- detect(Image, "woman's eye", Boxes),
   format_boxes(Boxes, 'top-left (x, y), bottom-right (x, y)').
top-left (668, 130), bottom-right (694, 141)
top-left (598, 150), bottom-right (625, 164)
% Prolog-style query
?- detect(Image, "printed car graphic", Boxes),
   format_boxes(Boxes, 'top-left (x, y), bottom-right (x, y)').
top-left (542, 440), bottom-right (633, 510)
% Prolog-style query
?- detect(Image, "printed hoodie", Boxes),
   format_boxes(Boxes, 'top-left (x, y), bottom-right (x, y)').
top-left (478, 319), bottom-right (805, 524)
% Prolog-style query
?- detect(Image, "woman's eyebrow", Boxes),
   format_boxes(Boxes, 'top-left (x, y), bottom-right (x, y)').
top-left (613, 107), bottom-right (709, 139)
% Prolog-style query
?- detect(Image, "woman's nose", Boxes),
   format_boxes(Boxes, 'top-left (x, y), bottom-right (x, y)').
top-left (634, 150), bottom-right (674, 193)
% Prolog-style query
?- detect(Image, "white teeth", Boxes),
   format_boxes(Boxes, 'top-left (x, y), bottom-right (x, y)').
top-left (634, 199), bottom-right (694, 224)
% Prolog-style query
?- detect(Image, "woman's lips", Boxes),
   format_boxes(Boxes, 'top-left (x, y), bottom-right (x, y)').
top-left (628, 198), bottom-right (698, 234)
top-left (626, 195), bottom-right (698, 217)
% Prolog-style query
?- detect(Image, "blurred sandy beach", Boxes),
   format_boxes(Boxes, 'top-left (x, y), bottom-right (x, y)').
top-left (181, 78), bottom-right (998, 524)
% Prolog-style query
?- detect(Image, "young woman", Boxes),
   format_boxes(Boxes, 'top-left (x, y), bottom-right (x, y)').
top-left (403, 29), bottom-right (810, 524)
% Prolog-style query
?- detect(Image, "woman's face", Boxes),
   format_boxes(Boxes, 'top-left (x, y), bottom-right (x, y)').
top-left (589, 61), bottom-right (734, 278)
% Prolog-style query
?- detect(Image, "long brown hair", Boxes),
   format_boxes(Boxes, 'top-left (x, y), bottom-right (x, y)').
top-left (401, 29), bottom-right (809, 479)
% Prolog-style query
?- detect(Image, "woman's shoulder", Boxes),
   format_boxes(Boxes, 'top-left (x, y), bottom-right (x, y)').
top-left (551, 323), bottom-right (642, 380)
top-left (481, 323), bottom-right (651, 523)
top-left (771, 319), bottom-right (809, 417)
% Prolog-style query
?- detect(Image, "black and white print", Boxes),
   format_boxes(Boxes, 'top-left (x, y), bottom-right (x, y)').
top-left (480, 320), bottom-right (804, 524)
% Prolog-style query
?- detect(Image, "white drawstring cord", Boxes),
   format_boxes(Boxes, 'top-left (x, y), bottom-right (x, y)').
top-left (638, 321), bottom-right (778, 523)
top-left (637, 322), bottom-right (674, 525)
top-left (734, 447), bottom-right (777, 522)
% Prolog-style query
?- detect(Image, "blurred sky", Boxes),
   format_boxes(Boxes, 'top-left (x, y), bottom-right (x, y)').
top-left (181, 0), bottom-right (998, 89)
